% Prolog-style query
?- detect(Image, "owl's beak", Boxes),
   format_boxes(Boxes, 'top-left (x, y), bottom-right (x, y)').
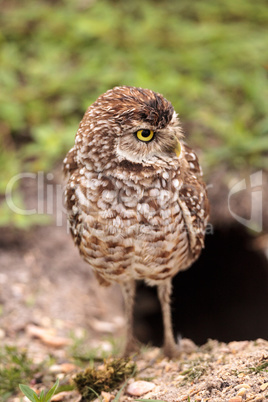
top-left (174, 138), bottom-right (181, 158)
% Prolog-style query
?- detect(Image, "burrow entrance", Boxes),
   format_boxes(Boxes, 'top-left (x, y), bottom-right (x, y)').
top-left (134, 224), bottom-right (268, 346)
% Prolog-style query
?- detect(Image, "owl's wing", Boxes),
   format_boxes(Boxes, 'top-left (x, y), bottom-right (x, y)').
top-left (183, 143), bottom-right (203, 178)
top-left (63, 146), bottom-right (83, 248)
top-left (63, 146), bottom-right (78, 177)
top-left (178, 144), bottom-right (210, 261)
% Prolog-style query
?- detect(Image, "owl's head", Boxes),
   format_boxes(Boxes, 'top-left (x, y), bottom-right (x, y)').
top-left (77, 86), bottom-right (183, 169)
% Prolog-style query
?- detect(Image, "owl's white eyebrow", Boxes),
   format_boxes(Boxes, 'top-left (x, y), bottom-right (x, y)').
top-left (115, 144), bottom-right (144, 163)
top-left (133, 128), bottom-right (156, 133)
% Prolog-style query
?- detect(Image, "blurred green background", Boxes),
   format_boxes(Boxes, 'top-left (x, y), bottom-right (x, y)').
top-left (1, 0), bottom-right (268, 227)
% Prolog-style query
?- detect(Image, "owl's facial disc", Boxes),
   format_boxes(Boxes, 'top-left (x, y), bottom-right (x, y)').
top-left (115, 123), bottom-right (181, 166)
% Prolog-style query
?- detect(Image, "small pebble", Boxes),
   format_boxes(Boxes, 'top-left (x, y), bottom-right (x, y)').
top-left (126, 381), bottom-right (155, 396)
top-left (26, 324), bottom-right (71, 347)
top-left (228, 398), bottom-right (242, 402)
top-left (252, 395), bottom-right (265, 402)
top-left (49, 363), bottom-right (78, 373)
top-left (234, 384), bottom-right (251, 390)
top-left (39, 334), bottom-right (71, 347)
top-left (90, 318), bottom-right (117, 333)
top-left (51, 391), bottom-right (78, 401)
top-left (260, 382), bottom-right (268, 391)
top-left (101, 391), bottom-right (113, 402)
top-left (237, 388), bottom-right (247, 396)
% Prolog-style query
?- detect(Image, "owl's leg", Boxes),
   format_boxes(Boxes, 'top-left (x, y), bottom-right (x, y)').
top-left (121, 279), bottom-right (139, 356)
top-left (157, 278), bottom-right (180, 359)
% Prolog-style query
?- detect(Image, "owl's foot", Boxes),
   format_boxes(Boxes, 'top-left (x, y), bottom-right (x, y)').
top-left (163, 337), bottom-right (197, 359)
top-left (122, 337), bottom-right (140, 357)
top-left (163, 342), bottom-right (181, 359)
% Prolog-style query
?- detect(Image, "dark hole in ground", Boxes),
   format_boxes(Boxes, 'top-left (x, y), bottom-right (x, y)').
top-left (134, 224), bottom-right (268, 346)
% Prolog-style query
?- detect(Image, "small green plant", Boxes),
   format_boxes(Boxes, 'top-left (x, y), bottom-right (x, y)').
top-left (179, 358), bottom-right (208, 385)
top-left (113, 380), bottom-right (128, 402)
top-left (19, 378), bottom-right (59, 402)
top-left (248, 357), bottom-right (268, 374)
top-left (181, 364), bottom-right (206, 382)
top-left (0, 346), bottom-right (37, 400)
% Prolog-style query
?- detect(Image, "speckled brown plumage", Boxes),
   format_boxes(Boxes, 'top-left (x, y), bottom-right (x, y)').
top-left (64, 86), bottom-right (209, 358)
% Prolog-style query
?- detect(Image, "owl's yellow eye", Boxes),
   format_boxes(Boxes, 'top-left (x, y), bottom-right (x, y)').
top-left (136, 129), bottom-right (154, 142)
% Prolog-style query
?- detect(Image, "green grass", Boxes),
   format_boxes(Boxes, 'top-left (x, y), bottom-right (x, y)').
top-left (179, 358), bottom-right (208, 384)
top-left (181, 364), bottom-right (207, 383)
top-left (19, 378), bottom-right (59, 402)
top-left (248, 357), bottom-right (268, 374)
top-left (0, 346), bottom-right (38, 400)
top-left (1, 0), bottom-right (268, 226)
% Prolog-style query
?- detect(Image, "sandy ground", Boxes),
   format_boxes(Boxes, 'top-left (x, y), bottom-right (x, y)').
top-left (1, 221), bottom-right (268, 402)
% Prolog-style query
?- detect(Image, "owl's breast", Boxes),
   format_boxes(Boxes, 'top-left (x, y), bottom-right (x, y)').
top-left (66, 166), bottom-right (207, 285)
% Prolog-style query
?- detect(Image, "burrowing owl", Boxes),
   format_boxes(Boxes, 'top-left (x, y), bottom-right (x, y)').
top-left (64, 86), bottom-right (209, 358)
